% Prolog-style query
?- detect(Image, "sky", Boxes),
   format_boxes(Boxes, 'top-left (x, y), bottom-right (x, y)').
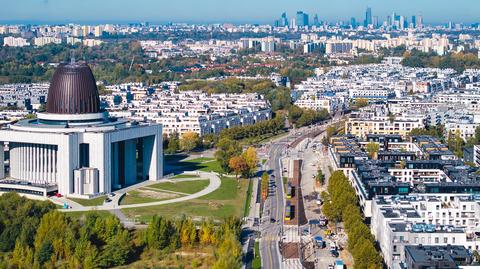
top-left (0, 0), bottom-right (479, 25)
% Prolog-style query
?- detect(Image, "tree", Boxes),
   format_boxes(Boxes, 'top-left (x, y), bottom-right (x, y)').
top-left (242, 147), bottom-right (258, 177)
top-left (166, 132), bottom-right (180, 154)
top-left (215, 138), bottom-right (242, 172)
top-left (98, 230), bottom-right (133, 267)
top-left (229, 156), bottom-right (248, 180)
top-left (365, 142), bottom-right (380, 159)
top-left (179, 131), bottom-right (200, 152)
top-left (144, 215), bottom-right (177, 251)
top-left (261, 172), bottom-right (269, 200)
top-left (355, 98), bottom-right (369, 108)
top-left (212, 231), bottom-right (242, 269)
top-left (315, 169), bottom-right (325, 185)
top-left (199, 220), bottom-right (214, 246)
top-left (179, 218), bottom-right (197, 247)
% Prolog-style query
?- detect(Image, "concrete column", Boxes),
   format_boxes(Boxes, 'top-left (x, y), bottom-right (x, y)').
top-left (0, 142), bottom-right (5, 179)
top-left (52, 146), bottom-right (56, 183)
top-left (40, 145), bottom-right (44, 182)
top-left (9, 143), bottom-right (15, 179)
top-left (13, 144), bottom-right (19, 179)
top-left (20, 144), bottom-right (24, 179)
top-left (46, 145), bottom-right (51, 183)
top-left (35, 145), bottom-right (39, 183)
top-left (28, 144), bottom-right (32, 181)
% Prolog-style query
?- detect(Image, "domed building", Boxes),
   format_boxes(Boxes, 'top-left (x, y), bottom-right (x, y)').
top-left (0, 62), bottom-right (163, 197)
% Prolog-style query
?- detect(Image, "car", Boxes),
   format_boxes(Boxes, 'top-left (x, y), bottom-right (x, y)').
top-left (104, 198), bottom-right (112, 203)
top-left (330, 250), bottom-right (339, 257)
top-left (108, 193), bottom-right (116, 197)
top-left (55, 193), bottom-right (62, 198)
top-left (270, 218), bottom-right (276, 223)
top-left (328, 264), bottom-right (334, 269)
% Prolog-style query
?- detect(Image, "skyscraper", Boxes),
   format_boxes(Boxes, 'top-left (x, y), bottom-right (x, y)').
top-left (313, 14), bottom-right (320, 27)
top-left (372, 16), bottom-right (379, 28)
top-left (391, 12), bottom-right (397, 26)
top-left (296, 11), bottom-right (309, 27)
top-left (411, 15), bottom-right (417, 28)
top-left (274, 12), bottom-right (289, 27)
top-left (364, 7), bottom-right (372, 27)
top-left (399, 16), bottom-right (406, 30)
top-left (417, 15), bottom-right (423, 28)
top-left (350, 17), bottom-right (357, 28)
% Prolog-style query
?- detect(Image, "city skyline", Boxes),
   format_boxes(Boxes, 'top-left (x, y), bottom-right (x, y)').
top-left (0, 0), bottom-right (479, 25)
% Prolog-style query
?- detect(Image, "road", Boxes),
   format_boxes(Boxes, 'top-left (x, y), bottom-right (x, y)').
top-left (259, 113), bottom-right (345, 269)
top-left (260, 141), bottom-right (287, 269)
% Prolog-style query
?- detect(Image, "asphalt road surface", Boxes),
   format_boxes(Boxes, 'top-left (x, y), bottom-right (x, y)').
top-left (259, 113), bottom-right (345, 269)
top-left (260, 141), bottom-right (287, 269)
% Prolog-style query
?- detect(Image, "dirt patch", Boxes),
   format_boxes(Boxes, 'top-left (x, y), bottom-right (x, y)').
top-left (280, 242), bottom-right (300, 259)
top-left (135, 188), bottom-right (181, 199)
top-left (208, 201), bottom-right (222, 209)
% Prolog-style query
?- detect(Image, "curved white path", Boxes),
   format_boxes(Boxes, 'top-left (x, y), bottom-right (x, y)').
top-left (58, 171), bottom-right (221, 212)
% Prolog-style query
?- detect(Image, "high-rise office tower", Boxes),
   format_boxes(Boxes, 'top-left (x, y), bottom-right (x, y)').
top-left (281, 12), bottom-right (288, 27)
top-left (296, 11), bottom-right (309, 27)
top-left (399, 16), bottom-right (406, 30)
top-left (411, 15), bottom-right (417, 28)
top-left (313, 14), bottom-right (320, 27)
top-left (274, 12), bottom-right (289, 27)
top-left (391, 12), bottom-right (397, 26)
top-left (351, 17), bottom-right (357, 28)
top-left (364, 7), bottom-right (372, 27)
top-left (417, 15), bottom-right (423, 28)
top-left (372, 16), bottom-right (379, 28)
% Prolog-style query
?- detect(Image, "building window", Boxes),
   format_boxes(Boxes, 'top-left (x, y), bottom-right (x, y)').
top-left (79, 143), bottom-right (90, 168)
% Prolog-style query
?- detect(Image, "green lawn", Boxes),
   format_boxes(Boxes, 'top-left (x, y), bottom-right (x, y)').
top-left (243, 179), bottom-right (253, 217)
top-left (167, 156), bottom-right (224, 174)
top-left (199, 177), bottom-right (240, 200)
top-left (171, 174), bottom-right (200, 179)
top-left (69, 196), bottom-right (105, 207)
top-left (122, 177), bottom-right (248, 222)
top-left (149, 179), bottom-right (209, 194)
top-left (186, 157), bottom-right (215, 163)
top-left (252, 241), bottom-right (261, 269)
top-left (119, 190), bottom-right (165, 205)
top-left (64, 210), bottom-right (112, 219)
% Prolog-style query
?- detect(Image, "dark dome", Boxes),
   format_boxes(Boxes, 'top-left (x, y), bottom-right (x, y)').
top-left (46, 62), bottom-right (100, 114)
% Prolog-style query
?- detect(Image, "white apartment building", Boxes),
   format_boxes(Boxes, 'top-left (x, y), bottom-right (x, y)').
top-left (371, 195), bottom-right (480, 268)
top-left (3, 36), bottom-right (30, 47)
top-left (345, 115), bottom-right (424, 139)
top-left (33, 36), bottom-right (62, 46)
top-left (103, 85), bottom-right (272, 136)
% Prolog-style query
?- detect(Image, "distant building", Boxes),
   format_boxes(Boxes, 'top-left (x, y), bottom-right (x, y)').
top-left (3, 36), bottom-right (29, 47)
top-left (404, 245), bottom-right (471, 269)
top-left (33, 36), bottom-right (62, 46)
top-left (274, 12), bottom-right (288, 27)
top-left (296, 11), bottom-right (309, 27)
top-left (364, 7), bottom-right (372, 27)
top-left (325, 41), bottom-right (352, 55)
